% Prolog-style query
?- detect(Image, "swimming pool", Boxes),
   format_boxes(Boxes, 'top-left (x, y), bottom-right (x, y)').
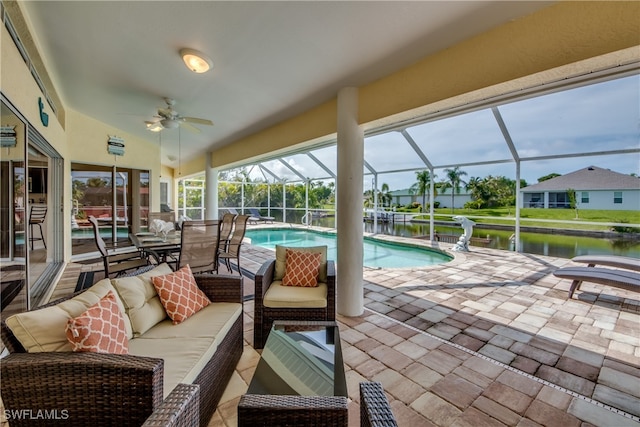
top-left (71, 227), bottom-right (131, 239)
top-left (245, 228), bottom-right (453, 268)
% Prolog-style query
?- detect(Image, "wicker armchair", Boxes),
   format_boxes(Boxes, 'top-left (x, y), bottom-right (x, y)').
top-left (253, 252), bottom-right (336, 349)
top-left (0, 273), bottom-right (244, 427)
top-left (360, 382), bottom-right (398, 427)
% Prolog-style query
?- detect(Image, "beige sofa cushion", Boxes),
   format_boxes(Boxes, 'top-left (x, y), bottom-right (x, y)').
top-left (128, 302), bottom-right (242, 397)
top-left (274, 245), bottom-right (328, 283)
top-left (5, 279), bottom-right (132, 352)
top-left (263, 281), bottom-right (328, 308)
top-left (111, 263), bottom-right (173, 336)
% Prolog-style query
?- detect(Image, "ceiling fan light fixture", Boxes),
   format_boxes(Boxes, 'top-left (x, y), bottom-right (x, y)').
top-left (160, 118), bottom-right (180, 129)
top-left (146, 122), bottom-right (163, 132)
top-left (180, 48), bottom-right (212, 73)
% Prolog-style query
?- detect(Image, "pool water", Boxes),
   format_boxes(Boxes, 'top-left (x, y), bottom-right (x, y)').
top-left (71, 227), bottom-right (132, 239)
top-left (245, 228), bottom-right (452, 268)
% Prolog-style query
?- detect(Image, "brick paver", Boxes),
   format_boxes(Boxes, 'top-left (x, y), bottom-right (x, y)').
top-left (47, 235), bottom-right (640, 426)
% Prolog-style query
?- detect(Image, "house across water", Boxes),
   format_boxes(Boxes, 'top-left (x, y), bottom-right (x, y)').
top-left (520, 166), bottom-right (640, 210)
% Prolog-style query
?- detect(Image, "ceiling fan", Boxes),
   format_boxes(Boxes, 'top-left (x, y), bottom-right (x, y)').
top-left (145, 98), bottom-right (213, 133)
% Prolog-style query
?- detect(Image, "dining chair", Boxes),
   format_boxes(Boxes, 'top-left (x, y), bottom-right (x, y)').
top-left (177, 220), bottom-right (221, 274)
top-left (88, 216), bottom-right (148, 277)
top-left (28, 206), bottom-right (47, 250)
top-left (217, 212), bottom-right (236, 260)
top-left (218, 215), bottom-right (250, 275)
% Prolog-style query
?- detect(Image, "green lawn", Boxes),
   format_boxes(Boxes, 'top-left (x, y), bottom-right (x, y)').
top-left (412, 208), bottom-right (640, 231)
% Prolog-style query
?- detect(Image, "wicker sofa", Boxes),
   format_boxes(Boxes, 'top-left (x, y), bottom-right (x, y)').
top-left (0, 265), bottom-right (243, 427)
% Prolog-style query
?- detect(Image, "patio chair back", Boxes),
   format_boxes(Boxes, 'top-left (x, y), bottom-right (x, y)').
top-left (219, 212), bottom-right (236, 244)
top-left (88, 215), bottom-right (148, 277)
top-left (88, 215), bottom-right (109, 258)
top-left (178, 220), bottom-right (220, 273)
top-left (218, 215), bottom-right (249, 274)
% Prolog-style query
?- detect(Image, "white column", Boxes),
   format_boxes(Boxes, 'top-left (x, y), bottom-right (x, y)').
top-left (514, 161), bottom-right (521, 252)
top-left (337, 87), bottom-right (363, 317)
top-left (373, 174), bottom-right (378, 232)
top-left (205, 153), bottom-right (219, 220)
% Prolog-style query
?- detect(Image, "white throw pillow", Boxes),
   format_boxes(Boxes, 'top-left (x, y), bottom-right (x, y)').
top-left (111, 263), bottom-right (173, 336)
top-left (5, 279), bottom-right (132, 352)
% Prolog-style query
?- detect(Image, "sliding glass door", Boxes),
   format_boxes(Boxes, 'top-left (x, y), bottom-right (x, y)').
top-left (71, 163), bottom-right (149, 256)
top-left (2, 96), bottom-right (64, 314)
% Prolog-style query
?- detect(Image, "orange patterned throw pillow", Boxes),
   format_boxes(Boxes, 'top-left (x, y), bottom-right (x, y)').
top-left (65, 291), bottom-right (129, 354)
top-left (151, 264), bottom-right (211, 324)
top-left (282, 249), bottom-right (322, 287)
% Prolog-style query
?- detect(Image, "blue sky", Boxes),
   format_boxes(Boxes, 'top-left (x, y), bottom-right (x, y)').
top-left (243, 74), bottom-right (639, 191)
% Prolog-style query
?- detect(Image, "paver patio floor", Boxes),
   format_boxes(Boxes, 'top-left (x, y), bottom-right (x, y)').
top-left (45, 231), bottom-right (639, 426)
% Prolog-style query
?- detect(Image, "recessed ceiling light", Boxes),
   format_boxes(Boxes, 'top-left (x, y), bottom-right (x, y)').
top-left (180, 48), bottom-right (212, 73)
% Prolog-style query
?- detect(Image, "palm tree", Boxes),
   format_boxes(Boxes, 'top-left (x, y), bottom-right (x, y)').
top-left (409, 170), bottom-right (435, 213)
top-left (379, 183), bottom-right (392, 208)
top-left (443, 167), bottom-right (468, 213)
top-left (465, 176), bottom-right (483, 201)
top-left (364, 182), bottom-right (392, 209)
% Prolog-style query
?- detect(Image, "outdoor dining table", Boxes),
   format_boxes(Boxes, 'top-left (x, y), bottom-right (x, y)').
top-left (129, 231), bottom-right (182, 264)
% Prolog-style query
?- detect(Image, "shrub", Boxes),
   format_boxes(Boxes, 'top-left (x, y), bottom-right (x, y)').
top-left (612, 219), bottom-right (639, 234)
top-left (464, 200), bottom-right (484, 209)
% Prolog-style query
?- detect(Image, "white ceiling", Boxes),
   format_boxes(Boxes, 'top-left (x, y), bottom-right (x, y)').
top-left (21, 1), bottom-right (551, 168)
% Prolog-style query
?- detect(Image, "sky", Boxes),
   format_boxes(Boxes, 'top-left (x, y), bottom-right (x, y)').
top-left (236, 74), bottom-right (640, 191)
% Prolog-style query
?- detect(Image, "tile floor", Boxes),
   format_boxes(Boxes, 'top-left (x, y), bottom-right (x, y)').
top-left (24, 234), bottom-right (640, 426)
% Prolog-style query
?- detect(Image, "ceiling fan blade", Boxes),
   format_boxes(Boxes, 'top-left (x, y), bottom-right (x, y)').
top-left (180, 122), bottom-right (201, 134)
top-left (182, 117), bottom-right (213, 126)
top-left (157, 108), bottom-right (172, 118)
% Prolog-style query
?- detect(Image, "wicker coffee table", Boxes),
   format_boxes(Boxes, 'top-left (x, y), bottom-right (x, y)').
top-left (238, 320), bottom-right (348, 426)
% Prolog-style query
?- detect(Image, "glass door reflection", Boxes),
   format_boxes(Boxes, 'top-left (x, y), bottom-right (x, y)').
top-left (1, 100), bottom-right (28, 320)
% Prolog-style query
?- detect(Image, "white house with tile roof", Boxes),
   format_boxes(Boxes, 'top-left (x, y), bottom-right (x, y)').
top-left (520, 166), bottom-right (640, 210)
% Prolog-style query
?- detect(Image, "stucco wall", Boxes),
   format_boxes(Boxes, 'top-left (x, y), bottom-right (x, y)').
top-left (521, 190), bottom-right (640, 211)
top-left (2, 22), bottom-right (164, 260)
top-left (579, 190), bottom-right (640, 211)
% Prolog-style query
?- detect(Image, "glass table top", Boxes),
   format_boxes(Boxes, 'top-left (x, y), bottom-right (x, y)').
top-left (247, 321), bottom-right (347, 397)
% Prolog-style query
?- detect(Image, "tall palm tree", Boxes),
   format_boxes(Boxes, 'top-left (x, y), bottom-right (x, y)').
top-left (443, 166), bottom-right (468, 213)
top-left (409, 170), bottom-right (435, 213)
top-left (379, 183), bottom-right (392, 208)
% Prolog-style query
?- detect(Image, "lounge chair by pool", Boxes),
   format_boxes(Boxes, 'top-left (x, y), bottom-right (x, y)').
top-left (571, 255), bottom-right (640, 272)
top-left (554, 266), bottom-right (640, 298)
top-left (249, 208), bottom-right (275, 223)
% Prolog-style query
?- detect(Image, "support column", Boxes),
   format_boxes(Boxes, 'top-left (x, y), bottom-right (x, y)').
top-left (337, 87), bottom-right (363, 317)
top-left (205, 153), bottom-right (219, 220)
top-left (514, 161), bottom-right (521, 252)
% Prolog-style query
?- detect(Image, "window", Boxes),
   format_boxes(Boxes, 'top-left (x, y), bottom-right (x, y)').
top-left (614, 191), bottom-right (623, 204)
top-left (581, 192), bottom-right (589, 203)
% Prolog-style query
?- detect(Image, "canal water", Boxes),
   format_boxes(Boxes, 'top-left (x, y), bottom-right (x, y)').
top-left (310, 217), bottom-right (639, 259)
